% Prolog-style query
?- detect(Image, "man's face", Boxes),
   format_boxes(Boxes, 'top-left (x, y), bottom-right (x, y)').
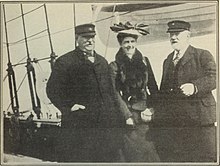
top-left (77, 35), bottom-right (95, 53)
top-left (120, 37), bottom-right (137, 57)
top-left (169, 30), bottom-right (190, 50)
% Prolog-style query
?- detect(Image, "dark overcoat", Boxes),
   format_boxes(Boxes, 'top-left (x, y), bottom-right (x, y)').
top-left (158, 45), bottom-right (216, 126)
top-left (47, 47), bottom-right (123, 128)
top-left (153, 45), bottom-right (217, 162)
top-left (46, 47), bottom-right (124, 162)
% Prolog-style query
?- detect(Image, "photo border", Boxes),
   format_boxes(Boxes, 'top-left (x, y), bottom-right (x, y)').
top-left (0, 0), bottom-right (219, 165)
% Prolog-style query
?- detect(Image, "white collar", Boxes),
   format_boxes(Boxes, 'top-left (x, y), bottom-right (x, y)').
top-left (173, 45), bottom-right (189, 60)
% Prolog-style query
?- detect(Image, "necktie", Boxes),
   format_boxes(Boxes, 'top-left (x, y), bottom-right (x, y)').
top-left (84, 52), bottom-right (95, 63)
top-left (88, 56), bottom-right (95, 63)
top-left (173, 51), bottom-right (180, 66)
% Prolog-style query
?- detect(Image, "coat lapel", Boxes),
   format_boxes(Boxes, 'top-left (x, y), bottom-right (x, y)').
top-left (179, 45), bottom-right (195, 67)
top-left (163, 52), bottom-right (174, 80)
top-left (93, 52), bottom-right (101, 66)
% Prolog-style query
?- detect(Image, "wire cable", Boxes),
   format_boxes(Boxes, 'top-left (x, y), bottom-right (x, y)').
top-left (7, 29), bottom-right (47, 46)
top-left (6, 72), bottom-right (27, 111)
top-left (6, 4), bottom-right (44, 23)
top-left (103, 5), bottom-right (117, 58)
top-left (3, 4), bottom-right (215, 48)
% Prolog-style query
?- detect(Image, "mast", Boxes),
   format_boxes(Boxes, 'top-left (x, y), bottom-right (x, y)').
top-left (3, 4), bottom-right (19, 116)
top-left (20, 4), bottom-right (41, 119)
top-left (104, 4), bottom-right (116, 58)
top-left (43, 4), bottom-right (57, 71)
top-left (73, 3), bottom-right (76, 48)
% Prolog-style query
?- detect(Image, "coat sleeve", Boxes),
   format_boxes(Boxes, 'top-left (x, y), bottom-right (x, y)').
top-left (191, 50), bottom-right (216, 96)
top-left (159, 59), bottom-right (167, 92)
top-left (145, 57), bottom-right (159, 107)
top-left (145, 57), bottom-right (158, 94)
top-left (109, 62), bottom-right (132, 120)
top-left (46, 57), bottom-right (75, 114)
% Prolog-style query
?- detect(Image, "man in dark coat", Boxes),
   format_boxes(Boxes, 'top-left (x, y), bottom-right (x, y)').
top-left (153, 20), bottom-right (217, 162)
top-left (46, 23), bottom-right (124, 162)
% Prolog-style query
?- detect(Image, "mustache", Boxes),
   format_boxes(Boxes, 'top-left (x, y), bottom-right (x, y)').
top-left (125, 46), bottom-right (135, 49)
top-left (85, 42), bottom-right (94, 45)
top-left (171, 40), bottom-right (178, 44)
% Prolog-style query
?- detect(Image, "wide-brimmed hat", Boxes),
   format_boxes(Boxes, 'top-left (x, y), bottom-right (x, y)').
top-left (167, 20), bottom-right (191, 33)
top-left (110, 21), bottom-right (149, 36)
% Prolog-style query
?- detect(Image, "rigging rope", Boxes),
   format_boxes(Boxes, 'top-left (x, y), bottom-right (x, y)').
top-left (73, 3), bottom-right (76, 48)
top-left (3, 27), bottom-right (72, 47)
top-left (3, 4), bottom-right (20, 115)
top-left (12, 56), bottom-right (51, 67)
top-left (104, 5), bottom-right (116, 58)
top-left (3, 74), bottom-right (8, 82)
top-left (44, 4), bottom-right (54, 53)
top-left (17, 56), bottom-right (27, 65)
top-left (6, 4), bottom-right (44, 23)
top-left (44, 4), bottom-right (57, 71)
top-left (6, 72), bottom-right (27, 111)
top-left (7, 29), bottom-right (47, 46)
top-left (21, 4), bottom-right (41, 119)
top-left (95, 11), bottom-right (132, 23)
top-left (3, 4), bottom-right (216, 49)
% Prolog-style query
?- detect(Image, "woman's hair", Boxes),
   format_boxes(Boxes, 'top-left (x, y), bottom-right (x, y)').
top-left (117, 33), bottom-right (138, 44)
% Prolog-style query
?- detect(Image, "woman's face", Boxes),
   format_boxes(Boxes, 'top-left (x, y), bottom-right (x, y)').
top-left (120, 37), bottom-right (137, 58)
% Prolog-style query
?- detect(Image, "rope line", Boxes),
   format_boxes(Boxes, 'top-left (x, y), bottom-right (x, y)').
top-left (95, 11), bottom-right (132, 23)
top-left (36, 61), bottom-right (44, 73)
top-left (3, 74), bottom-right (8, 82)
top-left (23, 4), bottom-right (44, 16)
top-left (6, 29), bottom-right (47, 46)
top-left (12, 56), bottom-right (51, 67)
top-left (6, 72), bottom-right (28, 111)
top-left (27, 29), bottom-right (48, 40)
top-left (6, 15), bottom-right (22, 23)
top-left (44, 4), bottom-right (54, 53)
top-left (104, 5), bottom-right (116, 58)
top-left (6, 4), bottom-right (44, 23)
top-left (3, 8), bottom-right (215, 47)
top-left (4, 27), bottom-right (71, 47)
top-left (17, 56), bottom-right (27, 64)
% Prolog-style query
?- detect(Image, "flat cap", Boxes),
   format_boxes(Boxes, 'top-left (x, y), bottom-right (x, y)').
top-left (167, 20), bottom-right (191, 33)
top-left (75, 23), bottom-right (96, 36)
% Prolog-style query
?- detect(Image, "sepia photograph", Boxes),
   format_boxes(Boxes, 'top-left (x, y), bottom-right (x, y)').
top-left (1, 0), bottom-right (219, 165)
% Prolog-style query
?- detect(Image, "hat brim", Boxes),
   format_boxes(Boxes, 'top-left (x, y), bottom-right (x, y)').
top-left (166, 28), bottom-right (189, 33)
top-left (77, 32), bottom-right (96, 37)
top-left (119, 29), bottom-right (141, 36)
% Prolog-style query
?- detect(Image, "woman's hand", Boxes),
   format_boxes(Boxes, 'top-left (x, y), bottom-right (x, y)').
top-left (141, 108), bottom-right (154, 122)
top-left (126, 117), bottom-right (134, 125)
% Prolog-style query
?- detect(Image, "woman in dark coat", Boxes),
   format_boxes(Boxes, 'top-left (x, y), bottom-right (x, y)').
top-left (109, 22), bottom-right (160, 162)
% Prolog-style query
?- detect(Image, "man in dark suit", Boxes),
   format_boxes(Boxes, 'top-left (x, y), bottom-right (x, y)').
top-left (153, 20), bottom-right (217, 162)
top-left (46, 23), bottom-right (123, 162)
